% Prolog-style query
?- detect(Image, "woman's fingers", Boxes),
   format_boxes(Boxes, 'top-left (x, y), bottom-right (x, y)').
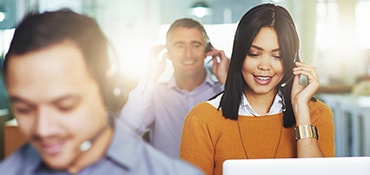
top-left (293, 62), bottom-right (319, 84)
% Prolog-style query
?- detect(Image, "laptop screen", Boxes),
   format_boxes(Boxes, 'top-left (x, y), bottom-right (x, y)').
top-left (223, 157), bottom-right (370, 175)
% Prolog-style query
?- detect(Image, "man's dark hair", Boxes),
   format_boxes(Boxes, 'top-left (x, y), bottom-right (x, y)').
top-left (3, 9), bottom-right (116, 112)
top-left (166, 18), bottom-right (210, 46)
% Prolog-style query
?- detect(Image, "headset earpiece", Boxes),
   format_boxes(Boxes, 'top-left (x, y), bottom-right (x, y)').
top-left (205, 42), bottom-right (213, 52)
top-left (100, 43), bottom-right (125, 116)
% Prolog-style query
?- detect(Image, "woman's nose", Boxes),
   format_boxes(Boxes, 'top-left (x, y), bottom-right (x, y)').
top-left (257, 55), bottom-right (271, 71)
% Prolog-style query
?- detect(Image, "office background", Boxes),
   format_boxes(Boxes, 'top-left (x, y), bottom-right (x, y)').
top-left (0, 0), bottom-right (370, 159)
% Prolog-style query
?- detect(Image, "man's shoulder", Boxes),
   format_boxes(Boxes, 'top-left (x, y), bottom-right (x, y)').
top-left (0, 144), bottom-right (39, 174)
top-left (109, 121), bottom-right (203, 175)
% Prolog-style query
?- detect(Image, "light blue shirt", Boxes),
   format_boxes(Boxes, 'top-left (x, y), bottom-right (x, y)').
top-left (119, 70), bottom-right (223, 158)
top-left (0, 120), bottom-right (204, 175)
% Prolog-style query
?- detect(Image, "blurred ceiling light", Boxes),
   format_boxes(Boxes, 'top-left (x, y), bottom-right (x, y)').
top-left (0, 12), bottom-right (5, 22)
top-left (190, 1), bottom-right (211, 18)
top-left (0, 5), bottom-right (5, 22)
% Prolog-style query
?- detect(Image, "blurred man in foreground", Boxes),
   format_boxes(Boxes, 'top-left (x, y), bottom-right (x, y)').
top-left (0, 9), bottom-right (203, 175)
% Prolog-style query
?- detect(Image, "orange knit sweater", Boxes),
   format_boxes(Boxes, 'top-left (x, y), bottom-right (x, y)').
top-left (180, 100), bottom-right (335, 175)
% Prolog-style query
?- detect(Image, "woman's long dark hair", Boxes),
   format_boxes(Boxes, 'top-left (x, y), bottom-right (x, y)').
top-left (219, 3), bottom-right (301, 128)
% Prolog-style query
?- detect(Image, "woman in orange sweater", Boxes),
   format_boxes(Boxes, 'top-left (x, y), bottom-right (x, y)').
top-left (180, 3), bottom-right (335, 175)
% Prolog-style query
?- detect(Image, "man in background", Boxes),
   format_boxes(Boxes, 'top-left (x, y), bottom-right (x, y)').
top-left (0, 10), bottom-right (203, 175)
top-left (120, 18), bottom-right (230, 158)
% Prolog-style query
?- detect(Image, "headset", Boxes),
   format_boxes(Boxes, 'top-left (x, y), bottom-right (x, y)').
top-left (100, 43), bottom-right (125, 115)
top-left (206, 42), bottom-right (213, 52)
top-left (280, 55), bottom-right (301, 88)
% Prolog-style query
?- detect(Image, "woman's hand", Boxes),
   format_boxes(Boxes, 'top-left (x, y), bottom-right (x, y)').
top-left (291, 61), bottom-right (320, 104)
top-left (290, 61), bottom-right (325, 157)
top-left (291, 61), bottom-right (320, 124)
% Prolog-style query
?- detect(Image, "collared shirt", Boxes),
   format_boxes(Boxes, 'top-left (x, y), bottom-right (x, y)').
top-left (207, 91), bottom-right (284, 116)
top-left (119, 70), bottom-right (223, 158)
top-left (0, 120), bottom-right (204, 175)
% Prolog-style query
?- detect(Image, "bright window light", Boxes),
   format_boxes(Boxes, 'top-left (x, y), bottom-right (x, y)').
top-left (356, 1), bottom-right (370, 49)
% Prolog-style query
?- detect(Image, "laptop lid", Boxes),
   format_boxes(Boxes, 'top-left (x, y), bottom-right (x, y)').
top-left (223, 157), bottom-right (370, 175)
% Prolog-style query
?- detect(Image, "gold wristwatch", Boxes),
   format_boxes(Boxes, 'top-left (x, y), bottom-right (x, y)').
top-left (294, 125), bottom-right (318, 141)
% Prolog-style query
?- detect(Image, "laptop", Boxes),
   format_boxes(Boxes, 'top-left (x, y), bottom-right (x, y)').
top-left (223, 157), bottom-right (370, 175)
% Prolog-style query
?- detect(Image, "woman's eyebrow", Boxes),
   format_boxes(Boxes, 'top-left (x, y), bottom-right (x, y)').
top-left (250, 45), bottom-right (263, 50)
top-left (250, 45), bottom-right (280, 52)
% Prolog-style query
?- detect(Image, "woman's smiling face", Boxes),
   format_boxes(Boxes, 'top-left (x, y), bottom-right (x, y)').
top-left (242, 27), bottom-right (284, 97)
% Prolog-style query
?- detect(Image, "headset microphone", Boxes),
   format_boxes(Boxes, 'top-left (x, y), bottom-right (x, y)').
top-left (80, 141), bottom-right (92, 152)
top-left (280, 75), bottom-right (294, 88)
top-left (79, 123), bottom-right (110, 152)
top-left (281, 55), bottom-right (300, 88)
